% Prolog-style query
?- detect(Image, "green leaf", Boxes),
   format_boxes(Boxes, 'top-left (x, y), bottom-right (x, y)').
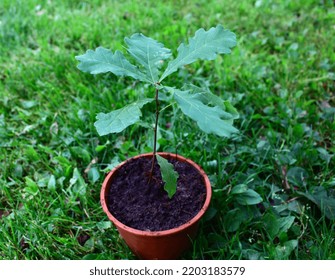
top-left (13, 164), bottom-right (23, 178)
top-left (185, 84), bottom-right (239, 120)
top-left (70, 146), bottom-right (91, 164)
top-left (125, 33), bottom-right (171, 82)
top-left (75, 47), bottom-right (149, 82)
top-left (242, 249), bottom-right (265, 260)
top-left (87, 167), bottom-right (100, 183)
top-left (287, 200), bottom-right (303, 214)
top-left (320, 196), bottom-right (335, 220)
top-left (317, 147), bottom-right (332, 164)
top-left (95, 145), bottom-right (106, 152)
top-left (96, 221), bottom-right (112, 230)
top-left (224, 206), bottom-right (259, 232)
top-left (24, 177), bottom-right (39, 195)
top-left (95, 140), bottom-right (110, 152)
top-left (298, 186), bottom-right (335, 220)
top-left (160, 24), bottom-right (236, 81)
top-left (274, 240), bottom-right (298, 259)
top-left (173, 89), bottom-right (238, 137)
top-left (231, 184), bottom-right (248, 194)
top-left (101, 157), bottom-right (120, 173)
top-left (203, 207), bottom-right (217, 221)
top-left (69, 168), bottom-right (87, 197)
top-left (224, 208), bottom-right (245, 232)
top-left (263, 213), bottom-right (280, 239)
top-left (278, 216), bottom-right (295, 234)
top-left (47, 175), bottom-right (56, 191)
top-left (94, 98), bottom-right (153, 136)
top-left (156, 154), bottom-right (179, 199)
top-left (26, 146), bottom-right (39, 161)
top-left (21, 100), bottom-right (37, 109)
top-left (286, 166), bottom-right (309, 187)
top-left (264, 214), bottom-right (295, 240)
top-left (235, 189), bottom-right (263, 205)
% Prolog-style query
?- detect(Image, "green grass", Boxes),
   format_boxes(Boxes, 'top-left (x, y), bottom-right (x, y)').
top-left (1, 0), bottom-right (335, 260)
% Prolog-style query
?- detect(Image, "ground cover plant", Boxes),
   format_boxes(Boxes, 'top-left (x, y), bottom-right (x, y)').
top-left (0, 0), bottom-right (335, 260)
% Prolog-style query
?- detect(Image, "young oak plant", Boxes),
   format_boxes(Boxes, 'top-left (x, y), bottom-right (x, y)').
top-left (76, 24), bottom-right (239, 198)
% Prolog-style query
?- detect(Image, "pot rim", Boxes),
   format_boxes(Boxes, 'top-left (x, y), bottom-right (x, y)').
top-left (100, 152), bottom-right (212, 237)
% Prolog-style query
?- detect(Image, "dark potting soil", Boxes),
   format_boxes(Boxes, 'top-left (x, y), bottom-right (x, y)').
top-left (107, 155), bottom-right (207, 231)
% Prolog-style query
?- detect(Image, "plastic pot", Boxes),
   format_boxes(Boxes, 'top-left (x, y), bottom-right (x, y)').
top-left (100, 152), bottom-right (212, 259)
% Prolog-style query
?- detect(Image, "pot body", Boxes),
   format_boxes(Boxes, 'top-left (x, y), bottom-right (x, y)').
top-left (100, 152), bottom-right (212, 259)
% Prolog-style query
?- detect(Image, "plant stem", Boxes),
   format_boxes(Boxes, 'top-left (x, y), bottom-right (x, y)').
top-left (149, 86), bottom-right (160, 180)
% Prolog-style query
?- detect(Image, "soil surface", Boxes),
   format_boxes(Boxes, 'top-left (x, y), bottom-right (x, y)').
top-left (107, 155), bottom-right (207, 231)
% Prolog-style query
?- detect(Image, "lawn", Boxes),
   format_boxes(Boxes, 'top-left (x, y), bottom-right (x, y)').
top-left (0, 0), bottom-right (334, 260)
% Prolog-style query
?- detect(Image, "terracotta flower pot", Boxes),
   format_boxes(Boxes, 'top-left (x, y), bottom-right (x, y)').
top-left (100, 152), bottom-right (212, 259)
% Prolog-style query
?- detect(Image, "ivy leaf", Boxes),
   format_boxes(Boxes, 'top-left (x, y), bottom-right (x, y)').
top-left (172, 88), bottom-right (238, 137)
top-left (94, 98), bottom-right (153, 136)
top-left (160, 24), bottom-right (236, 82)
top-left (75, 47), bottom-right (149, 82)
top-left (125, 33), bottom-right (172, 83)
top-left (156, 154), bottom-right (179, 199)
